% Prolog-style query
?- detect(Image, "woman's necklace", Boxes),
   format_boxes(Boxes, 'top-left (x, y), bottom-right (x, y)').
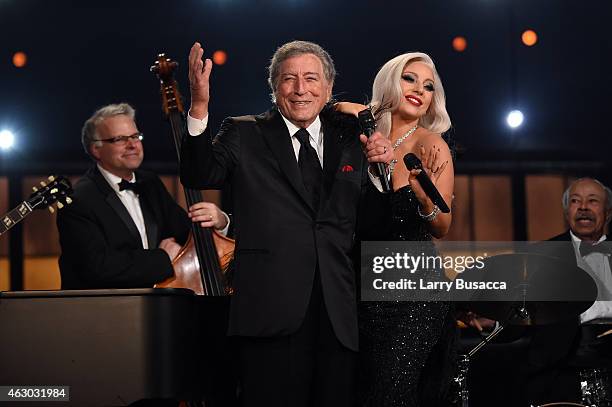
top-left (389, 125), bottom-right (418, 175)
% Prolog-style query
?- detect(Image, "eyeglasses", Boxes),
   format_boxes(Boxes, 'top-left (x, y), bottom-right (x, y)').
top-left (95, 132), bottom-right (143, 146)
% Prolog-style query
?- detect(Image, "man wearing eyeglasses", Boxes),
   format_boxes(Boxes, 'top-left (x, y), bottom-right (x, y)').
top-left (57, 102), bottom-right (229, 289)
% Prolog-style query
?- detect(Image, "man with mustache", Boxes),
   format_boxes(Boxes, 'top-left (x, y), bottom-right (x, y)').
top-left (527, 177), bottom-right (612, 404)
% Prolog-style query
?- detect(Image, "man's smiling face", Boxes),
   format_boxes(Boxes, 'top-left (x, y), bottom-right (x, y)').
top-left (274, 53), bottom-right (332, 128)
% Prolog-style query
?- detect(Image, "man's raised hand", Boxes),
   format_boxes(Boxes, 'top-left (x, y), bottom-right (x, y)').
top-left (188, 42), bottom-right (213, 119)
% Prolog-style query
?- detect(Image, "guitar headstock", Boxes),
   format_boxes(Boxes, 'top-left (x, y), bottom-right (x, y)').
top-left (28, 175), bottom-right (73, 213)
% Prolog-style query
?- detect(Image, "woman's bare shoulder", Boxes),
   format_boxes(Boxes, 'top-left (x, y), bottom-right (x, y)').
top-left (414, 127), bottom-right (448, 146)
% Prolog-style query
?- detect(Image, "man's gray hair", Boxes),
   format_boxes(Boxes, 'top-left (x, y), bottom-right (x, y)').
top-left (81, 103), bottom-right (135, 157)
top-left (561, 177), bottom-right (612, 212)
top-left (267, 40), bottom-right (336, 103)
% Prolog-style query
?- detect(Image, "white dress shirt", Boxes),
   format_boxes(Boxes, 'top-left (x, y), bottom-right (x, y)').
top-left (569, 231), bottom-right (612, 323)
top-left (279, 114), bottom-right (324, 166)
top-left (97, 164), bottom-right (149, 249)
top-left (98, 164), bottom-right (230, 244)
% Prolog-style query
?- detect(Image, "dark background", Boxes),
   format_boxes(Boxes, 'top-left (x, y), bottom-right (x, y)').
top-left (0, 0), bottom-right (611, 172)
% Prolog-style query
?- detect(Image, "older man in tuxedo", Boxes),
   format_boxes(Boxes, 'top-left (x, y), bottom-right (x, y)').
top-left (58, 103), bottom-right (228, 289)
top-left (527, 177), bottom-right (612, 404)
top-left (180, 41), bottom-right (393, 406)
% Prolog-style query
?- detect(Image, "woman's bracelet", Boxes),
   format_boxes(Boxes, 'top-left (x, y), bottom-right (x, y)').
top-left (417, 204), bottom-right (440, 222)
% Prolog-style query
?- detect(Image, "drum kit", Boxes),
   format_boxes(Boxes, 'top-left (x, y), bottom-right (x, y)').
top-left (453, 253), bottom-right (612, 407)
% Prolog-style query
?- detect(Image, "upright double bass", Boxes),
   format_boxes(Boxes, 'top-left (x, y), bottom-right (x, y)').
top-left (151, 54), bottom-right (234, 296)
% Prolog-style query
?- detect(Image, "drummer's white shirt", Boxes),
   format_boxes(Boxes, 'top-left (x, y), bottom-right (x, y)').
top-left (570, 231), bottom-right (612, 323)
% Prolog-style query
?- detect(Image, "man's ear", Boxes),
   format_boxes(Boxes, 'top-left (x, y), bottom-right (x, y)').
top-left (90, 144), bottom-right (100, 161)
top-left (327, 83), bottom-right (333, 102)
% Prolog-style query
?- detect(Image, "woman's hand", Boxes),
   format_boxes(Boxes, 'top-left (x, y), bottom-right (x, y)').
top-left (405, 141), bottom-right (454, 238)
top-left (408, 145), bottom-right (448, 199)
top-left (419, 144), bottom-right (448, 186)
top-left (334, 102), bottom-right (368, 117)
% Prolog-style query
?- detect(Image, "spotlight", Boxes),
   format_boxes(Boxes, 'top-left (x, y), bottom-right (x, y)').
top-left (0, 129), bottom-right (15, 150)
top-left (212, 50), bottom-right (227, 65)
top-left (452, 36), bottom-right (467, 52)
top-left (506, 110), bottom-right (524, 129)
top-left (521, 30), bottom-right (538, 47)
top-left (13, 51), bottom-right (27, 68)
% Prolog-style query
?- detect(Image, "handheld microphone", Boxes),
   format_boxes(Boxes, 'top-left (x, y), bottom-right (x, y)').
top-left (358, 108), bottom-right (391, 193)
top-left (403, 153), bottom-right (450, 213)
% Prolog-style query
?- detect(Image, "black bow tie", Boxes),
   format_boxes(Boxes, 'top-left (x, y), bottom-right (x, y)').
top-left (118, 179), bottom-right (144, 195)
top-left (579, 241), bottom-right (610, 257)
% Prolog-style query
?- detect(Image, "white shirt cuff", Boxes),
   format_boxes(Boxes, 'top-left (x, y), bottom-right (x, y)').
top-left (216, 211), bottom-right (230, 236)
top-left (187, 111), bottom-right (209, 136)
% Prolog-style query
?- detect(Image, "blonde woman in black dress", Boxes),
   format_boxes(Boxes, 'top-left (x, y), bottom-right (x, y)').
top-left (338, 52), bottom-right (455, 406)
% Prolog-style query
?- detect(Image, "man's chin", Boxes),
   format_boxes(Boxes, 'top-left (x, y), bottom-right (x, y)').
top-left (123, 159), bottom-right (143, 169)
top-left (572, 226), bottom-right (599, 239)
top-left (288, 114), bottom-right (317, 127)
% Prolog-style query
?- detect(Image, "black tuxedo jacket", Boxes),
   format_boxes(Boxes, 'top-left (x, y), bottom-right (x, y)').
top-left (180, 107), bottom-right (368, 350)
top-left (57, 166), bottom-right (191, 289)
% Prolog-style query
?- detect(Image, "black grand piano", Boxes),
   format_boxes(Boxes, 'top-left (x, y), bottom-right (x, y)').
top-left (0, 288), bottom-right (233, 406)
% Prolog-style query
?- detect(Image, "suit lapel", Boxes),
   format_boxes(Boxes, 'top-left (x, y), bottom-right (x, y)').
top-left (557, 231), bottom-right (611, 302)
top-left (89, 167), bottom-right (143, 248)
top-left (565, 233), bottom-right (580, 266)
top-left (257, 108), bottom-right (314, 212)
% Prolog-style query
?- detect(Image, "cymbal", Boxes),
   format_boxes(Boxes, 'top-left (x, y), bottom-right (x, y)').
top-left (460, 253), bottom-right (597, 325)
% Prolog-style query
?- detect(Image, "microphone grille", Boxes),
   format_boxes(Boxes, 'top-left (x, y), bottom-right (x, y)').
top-left (403, 153), bottom-right (422, 170)
top-left (358, 109), bottom-right (376, 134)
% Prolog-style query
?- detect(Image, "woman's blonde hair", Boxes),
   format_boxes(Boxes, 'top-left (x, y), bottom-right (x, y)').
top-left (371, 52), bottom-right (451, 137)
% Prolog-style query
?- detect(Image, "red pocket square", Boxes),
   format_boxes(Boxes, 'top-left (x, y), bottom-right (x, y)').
top-left (341, 165), bottom-right (354, 173)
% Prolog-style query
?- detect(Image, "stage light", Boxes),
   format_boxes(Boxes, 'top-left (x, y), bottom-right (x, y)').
top-left (0, 129), bottom-right (15, 150)
top-left (506, 110), bottom-right (524, 129)
top-left (12, 51), bottom-right (27, 68)
top-left (521, 30), bottom-right (538, 47)
top-left (452, 36), bottom-right (467, 52)
top-left (212, 50), bottom-right (227, 65)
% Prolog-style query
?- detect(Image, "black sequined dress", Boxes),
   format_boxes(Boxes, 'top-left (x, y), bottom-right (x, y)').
top-left (359, 185), bottom-right (456, 407)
